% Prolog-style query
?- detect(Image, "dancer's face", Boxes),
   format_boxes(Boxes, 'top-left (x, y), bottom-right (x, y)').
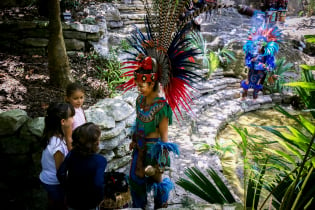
top-left (136, 82), bottom-right (155, 97)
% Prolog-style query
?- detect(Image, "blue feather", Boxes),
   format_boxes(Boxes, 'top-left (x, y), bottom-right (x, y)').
top-left (149, 141), bottom-right (180, 166)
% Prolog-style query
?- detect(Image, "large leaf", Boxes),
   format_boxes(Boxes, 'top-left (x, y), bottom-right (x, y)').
top-left (206, 167), bottom-right (236, 203)
top-left (299, 115), bottom-right (315, 134)
top-left (176, 167), bottom-right (229, 204)
top-left (208, 51), bottom-right (219, 73)
top-left (286, 126), bottom-right (311, 143)
top-left (300, 65), bottom-right (315, 71)
top-left (265, 148), bottom-right (296, 166)
top-left (275, 57), bottom-right (294, 76)
top-left (284, 82), bottom-right (315, 90)
top-left (277, 140), bottom-right (303, 161)
top-left (305, 36), bottom-right (315, 44)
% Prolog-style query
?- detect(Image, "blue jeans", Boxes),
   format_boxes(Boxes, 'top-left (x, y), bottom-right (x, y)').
top-left (40, 181), bottom-right (65, 203)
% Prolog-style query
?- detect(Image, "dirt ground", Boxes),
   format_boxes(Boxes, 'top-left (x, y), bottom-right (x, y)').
top-left (0, 52), bottom-right (109, 118)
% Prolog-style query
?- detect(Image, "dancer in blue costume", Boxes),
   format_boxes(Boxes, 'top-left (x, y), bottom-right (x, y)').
top-left (241, 12), bottom-right (281, 101)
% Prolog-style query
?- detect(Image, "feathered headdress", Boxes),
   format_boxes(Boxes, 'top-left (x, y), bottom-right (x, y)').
top-left (119, 0), bottom-right (232, 117)
top-left (243, 12), bottom-right (282, 57)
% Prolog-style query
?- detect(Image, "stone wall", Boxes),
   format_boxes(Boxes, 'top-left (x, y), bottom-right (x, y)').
top-left (0, 20), bottom-right (104, 55)
top-left (0, 93), bottom-right (137, 209)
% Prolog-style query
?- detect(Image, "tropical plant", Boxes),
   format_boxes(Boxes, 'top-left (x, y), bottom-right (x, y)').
top-left (285, 64), bottom-right (315, 117)
top-left (176, 167), bottom-right (236, 204)
top-left (179, 126), bottom-right (277, 209)
top-left (119, 39), bottom-right (131, 51)
top-left (264, 57), bottom-right (294, 94)
top-left (205, 46), bottom-right (236, 78)
top-left (184, 32), bottom-right (236, 79)
top-left (195, 141), bottom-right (235, 157)
top-left (216, 46), bottom-right (237, 66)
top-left (96, 47), bottom-right (127, 97)
top-left (304, 35), bottom-right (315, 44)
top-left (206, 51), bottom-right (220, 78)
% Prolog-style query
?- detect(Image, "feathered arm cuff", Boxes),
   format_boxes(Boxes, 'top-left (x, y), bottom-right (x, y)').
top-left (149, 141), bottom-right (180, 167)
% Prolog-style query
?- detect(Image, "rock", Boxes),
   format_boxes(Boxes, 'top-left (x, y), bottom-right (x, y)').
top-left (107, 155), bottom-right (132, 171)
top-left (19, 117), bottom-right (44, 143)
top-left (93, 98), bottom-right (134, 121)
top-left (99, 131), bottom-right (126, 150)
top-left (85, 108), bottom-right (115, 129)
top-left (101, 121), bottom-right (126, 140)
top-left (0, 109), bottom-right (29, 136)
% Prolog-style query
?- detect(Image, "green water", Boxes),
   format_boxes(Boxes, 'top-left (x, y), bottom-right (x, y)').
top-left (216, 106), bottom-right (314, 201)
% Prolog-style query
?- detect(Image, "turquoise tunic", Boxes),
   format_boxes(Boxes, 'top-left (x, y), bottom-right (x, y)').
top-left (129, 95), bottom-right (178, 208)
top-left (135, 95), bottom-right (173, 137)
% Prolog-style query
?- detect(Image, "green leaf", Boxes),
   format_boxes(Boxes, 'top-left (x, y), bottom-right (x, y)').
top-left (299, 115), bottom-right (315, 134)
top-left (305, 37), bottom-right (315, 44)
top-left (183, 167), bottom-right (226, 203)
top-left (176, 178), bottom-right (216, 203)
top-left (286, 126), bottom-right (310, 143)
top-left (206, 167), bottom-right (236, 203)
top-left (304, 35), bottom-right (315, 39)
top-left (277, 140), bottom-right (303, 161)
top-left (209, 52), bottom-right (219, 73)
top-left (284, 82), bottom-right (315, 90)
top-left (300, 65), bottom-right (315, 71)
top-left (265, 148), bottom-right (296, 166)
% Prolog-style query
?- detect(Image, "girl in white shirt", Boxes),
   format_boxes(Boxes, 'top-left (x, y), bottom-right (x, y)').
top-left (39, 102), bottom-right (75, 210)
top-left (65, 82), bottom-right (87, 150)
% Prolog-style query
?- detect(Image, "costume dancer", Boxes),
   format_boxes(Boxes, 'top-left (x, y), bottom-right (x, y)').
top-left (241, 14), bottom-right (282, 101)
top-left (118, 1), bottom-right (231, 208)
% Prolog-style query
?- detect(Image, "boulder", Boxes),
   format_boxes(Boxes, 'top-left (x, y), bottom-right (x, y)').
top-left (0, 109), bottom-right (29, 136)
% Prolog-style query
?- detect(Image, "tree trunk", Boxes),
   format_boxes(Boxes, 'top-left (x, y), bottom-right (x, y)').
top-left (48, 0), bottom-right (73, 89)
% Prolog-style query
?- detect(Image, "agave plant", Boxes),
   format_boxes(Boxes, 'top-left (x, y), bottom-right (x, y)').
top-left (216, 46), bottom-right (237, 65)
top-left (264, 57), bottom-right (294, 94)
top-left (203, 46), bottom-right (236, 78)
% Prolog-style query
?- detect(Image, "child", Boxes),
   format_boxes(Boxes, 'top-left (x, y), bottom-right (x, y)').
top-left (39, 102), bottom-right (75, 210)
top-left (57, 122), bottom-right (107, 210)
top-left (64, 82), bottom-right (87, 150)
top-left (126, 57), bottom-right (179, 209)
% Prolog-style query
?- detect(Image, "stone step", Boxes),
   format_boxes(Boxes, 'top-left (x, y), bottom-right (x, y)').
top-left (115, 2), bottom-right (145, 12)
top-left (189, 93), bottom-right (275, 146)
top-left (196, 77), bottom-right (241, 95)
top-left (120, 13), bottom-right (146, 21)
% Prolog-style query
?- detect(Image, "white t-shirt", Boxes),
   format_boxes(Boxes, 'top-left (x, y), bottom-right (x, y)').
top-left (39, 136), bottom-right (68, 185)
top-left (72, 107), bottom-right (86, 130)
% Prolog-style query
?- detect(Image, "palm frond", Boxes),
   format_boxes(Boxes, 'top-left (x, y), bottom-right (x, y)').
top-left (176, 166), bottom-right (235, 204)
top-left (206, 167), bottom-right (236, 203)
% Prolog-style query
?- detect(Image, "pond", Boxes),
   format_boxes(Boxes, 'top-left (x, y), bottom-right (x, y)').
top-left (215, 105), bottom-right (314, 201)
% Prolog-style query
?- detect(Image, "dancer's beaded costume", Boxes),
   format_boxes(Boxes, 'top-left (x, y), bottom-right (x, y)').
top-left (118, 0), bottom-right (232, 208)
